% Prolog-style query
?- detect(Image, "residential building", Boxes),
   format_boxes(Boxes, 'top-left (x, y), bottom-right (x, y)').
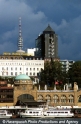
top-left (60, 60), bottom-right (75, 72)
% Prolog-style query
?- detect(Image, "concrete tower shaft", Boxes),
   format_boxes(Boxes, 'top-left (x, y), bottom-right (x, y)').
top-left (18, 17), bottom-right (23, 50)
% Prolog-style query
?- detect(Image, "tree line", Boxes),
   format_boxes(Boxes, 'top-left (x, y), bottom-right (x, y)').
top-left (39, 60), bottom-right (81, 88)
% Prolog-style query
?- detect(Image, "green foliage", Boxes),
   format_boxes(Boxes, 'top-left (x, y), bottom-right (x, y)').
top-left (40, 60), bottom-right (67, 87)
top-left (68, 61), bottom-right (81, 87)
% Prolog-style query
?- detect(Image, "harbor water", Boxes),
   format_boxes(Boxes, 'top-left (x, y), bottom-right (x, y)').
top-left (0, 118), bottom-right (81, 124)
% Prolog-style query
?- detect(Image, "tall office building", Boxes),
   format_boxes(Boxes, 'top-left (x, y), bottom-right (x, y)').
top-left (35, 24), bottom-right (58, 59)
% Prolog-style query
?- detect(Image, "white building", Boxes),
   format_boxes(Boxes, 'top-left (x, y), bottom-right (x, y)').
top-left (26, 48), bottom-right (36, 56)
top-left (0, 59), bottom-right (44, 77)
top-left (60, 60), bottom-right (75, 72)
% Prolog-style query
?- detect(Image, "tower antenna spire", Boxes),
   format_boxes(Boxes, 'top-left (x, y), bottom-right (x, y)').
top-left (18, 17), bottom-right (23, 50)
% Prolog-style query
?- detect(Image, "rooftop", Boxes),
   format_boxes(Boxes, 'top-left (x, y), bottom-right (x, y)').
top-left (43, 24), bottom-right (55, 33)
top-left (15, 74), bottom-right (30, 80)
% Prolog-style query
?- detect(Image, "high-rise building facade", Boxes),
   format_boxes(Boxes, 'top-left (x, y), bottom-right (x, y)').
top-left (35, 24), bottom-right (58, 59)
top-left (60, 60), bottom-right (75, 72)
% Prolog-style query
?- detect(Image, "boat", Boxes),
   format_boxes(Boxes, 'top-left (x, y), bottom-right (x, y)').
top-left (0, 110), bottom-right (12, 118)
top-left (19, 106), bottom-right (74, 118)
top-left (19, 108), bottom-right (44, 118)
top-left (0, 105), bottom-right (47, 118)
top-left (0, 106), bottom-right (27, 118)
top-left (43, 108), bottom-right (74, 118)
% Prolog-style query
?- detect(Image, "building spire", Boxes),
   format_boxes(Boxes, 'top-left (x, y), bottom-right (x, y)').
top-left (18, 17), bottom-right (23, 50)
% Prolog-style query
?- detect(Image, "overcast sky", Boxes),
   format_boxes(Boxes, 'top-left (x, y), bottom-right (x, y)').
top-left (0, 0), bottom-right (81, 61)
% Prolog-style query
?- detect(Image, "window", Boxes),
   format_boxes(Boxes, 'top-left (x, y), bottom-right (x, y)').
top-left (68, 95), bottom-right (74, 103)
top-left (47, 112), bottom-right (50, 113)
top-left (20, 67), bottom-right (22, 70)
top-left (6, 72), bottom-right (8, 76)
top-left (15, 72), bottom-right (17, 76)
top-left (33, 68), bottom-right (35, 71)
top-left (61, 95), bottom-right (67, 103)
top-left (29, 112), bottom-right (32, 113)
top-left (37, 95), bottom-right (43, 102)
top-left (30, 72), bottom-right (32, 76)
top-left (26, 72), bottom-right (28, 75)
top-left (33, 73), bottom-right (35, 76)
top-left (15, 67), bottom-right (17, 70)
top-left (30, 68), bottom-right (32, 71)
top-left (53, 95), bottom-right (59, 103)
top-left (11, 72), bottom-right (13, 75)
top-left (11, 67), bottom-right (13, 70)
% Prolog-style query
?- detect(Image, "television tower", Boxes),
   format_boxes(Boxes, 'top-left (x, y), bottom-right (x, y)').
top-left (17, 17), bottom-right (23, 50)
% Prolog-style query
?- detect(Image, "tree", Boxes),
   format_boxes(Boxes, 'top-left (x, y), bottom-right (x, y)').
top-left (40, 60), bottom-right (67, 87)
top-left (68, 61), bottom-right (81, 87)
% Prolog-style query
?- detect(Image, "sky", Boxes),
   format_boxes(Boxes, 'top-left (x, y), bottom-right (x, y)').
top-left (0, 0), bottom-right (81, 61)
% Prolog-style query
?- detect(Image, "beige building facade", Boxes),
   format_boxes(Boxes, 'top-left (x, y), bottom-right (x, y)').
top-left (0, 74), bottom-right (81, 107)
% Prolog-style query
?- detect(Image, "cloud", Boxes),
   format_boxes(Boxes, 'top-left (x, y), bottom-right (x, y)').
top-left (0, 0), bottom-right (47, 51)
top-left (0, 0), bottom-right (81, 61)
top-left (0, 41), bottom-right (16, 53)
top-left (57, 15), bottom-right (81, 60)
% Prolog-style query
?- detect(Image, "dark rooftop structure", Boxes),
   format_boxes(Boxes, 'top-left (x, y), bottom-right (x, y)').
top-left (43, 24), bottom-right (55, 34)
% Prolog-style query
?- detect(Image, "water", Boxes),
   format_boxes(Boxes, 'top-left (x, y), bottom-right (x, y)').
top-left (0, 118), bottom-right (81, 124)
